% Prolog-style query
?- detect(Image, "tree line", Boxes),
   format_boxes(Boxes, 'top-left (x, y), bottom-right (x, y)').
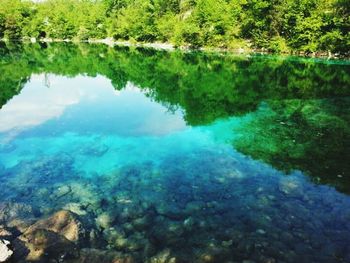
top-left (0, 0), bottom-right (349, 54)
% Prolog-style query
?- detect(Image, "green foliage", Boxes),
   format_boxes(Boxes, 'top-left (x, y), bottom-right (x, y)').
top-left (111, 0), bottom-right (157, 41)
top-left (0, 0), bottom-right (27, 40)
top-left (0, 0), bottom-right (348, 54)
top-left (268, 36), bottom-right (289, 53)
top-left (174, 21), bottom-right (202, 47)
top-left (319, 30), bottom-right (344, 52)
top-left (0, 15), bottom-right (5, 38)
top-left (156, 12), bottom-right (178, 42)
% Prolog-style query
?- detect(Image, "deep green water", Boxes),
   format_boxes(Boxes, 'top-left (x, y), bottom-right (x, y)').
top-left (0, 42), bottom-right (350, 262)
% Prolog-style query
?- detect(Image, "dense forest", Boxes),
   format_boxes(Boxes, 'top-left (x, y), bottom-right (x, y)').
top-left (0, 0), bottom-right (349, 54)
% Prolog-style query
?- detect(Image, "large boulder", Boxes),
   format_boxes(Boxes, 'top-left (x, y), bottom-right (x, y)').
top-left (0, 202), bottom-right (35, 223)
top-left (23, 210), bottom-right (85, 243)
top-left (11, 210), bottom-right (85, 262)
top-left (13, 229), bottom-right (77, 262)
top-left (0, 239), bottom-right (13, 262)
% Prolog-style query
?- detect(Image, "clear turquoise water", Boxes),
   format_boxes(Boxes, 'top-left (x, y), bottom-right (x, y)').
top-left (0, 43), bottom-right (350, 262)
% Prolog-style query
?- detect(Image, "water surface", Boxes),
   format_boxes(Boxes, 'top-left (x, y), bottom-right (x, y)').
top-left (0, 43), bottom-right (350, 262)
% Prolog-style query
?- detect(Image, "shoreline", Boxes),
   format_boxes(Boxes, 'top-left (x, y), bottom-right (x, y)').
top-left (1, 37), bottom-right (348, 59)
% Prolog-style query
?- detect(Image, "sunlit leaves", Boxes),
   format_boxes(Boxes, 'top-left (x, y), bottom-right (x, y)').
top-left (0, 0), bottom-right (348, 54)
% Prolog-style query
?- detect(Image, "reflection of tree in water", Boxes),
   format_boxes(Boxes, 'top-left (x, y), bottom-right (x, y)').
top-left (1, 42), bottom-right (349, 116)
top-left (0, 42), bottom-right (349, 191)
top-left (232, 98), bottom-right (350, 193)
top-left (0, 43), bottom-right (30, 109)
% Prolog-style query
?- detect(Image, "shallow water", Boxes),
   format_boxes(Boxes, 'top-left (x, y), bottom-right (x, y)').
top-left (0, 43), bottom-right (350, 262)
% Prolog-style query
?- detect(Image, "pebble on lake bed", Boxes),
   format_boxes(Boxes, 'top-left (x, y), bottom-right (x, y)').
top-left (54, 185), bottom-right (71, 198)
top-left (278, 176), bottom-right (303, 196)
top-left (256, 229), bottom-right (266, 235)
top-left (96, 212), bottom-right (113, 229)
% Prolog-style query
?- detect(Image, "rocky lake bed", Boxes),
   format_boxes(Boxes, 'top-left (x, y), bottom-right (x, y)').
top-left (1, 148), bottom-right (350, 263)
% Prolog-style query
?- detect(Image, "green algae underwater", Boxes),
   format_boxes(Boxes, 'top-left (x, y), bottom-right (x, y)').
top-left (0, 42), bottom-right (350, 263)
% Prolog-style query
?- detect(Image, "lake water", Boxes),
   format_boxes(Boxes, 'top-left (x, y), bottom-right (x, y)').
top-left (0, 43), bottom-right (349, 262)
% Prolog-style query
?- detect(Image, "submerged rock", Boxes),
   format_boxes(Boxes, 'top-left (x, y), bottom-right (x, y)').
top-left (256, 229), bottom-right (266, 235)
top-left (131, 215), bottom-right (152, 231)
top-left (63, 202), bottom-right (88, 216)
top-left (0, 239), bottom-right (13, 262)
top-left (0, 202), bottom-right (36, 223)
top-left (103, 227), bottom-right (126, 245)
top-left (0, 143), bottom-right (16, 153)
top-left (109, 229), bottom-right (147, 252)
top-left (54, 185), bottom-right (72, 198)
top-left (0, 226), bottom-right (13, 240)
top-left (155, 203), bottom-right (186, 220)
top-left (9, 210), bottom-right (88, 262)
top-left (184, 201), bottom-right (206, 214)
top-left (124, 233), bottom-right (148, 252)
top-left (14, 228), bottom-right (77, 262)
top-left (96, 212), bottom-right (113, 230)
top-left (147, 248), bottom-right (176, 263)
top-left (0, 163), bottom-right (4, 174)
top-left (114, 236), bottom-right (129, 250)
top-left (73, 248), bottom-right (134, 263)
top-left (183, 217), bottom-right (195, 230)
top-left (68, 182), bottom-right (101, 209)
top-left (152, 218), bottom-right (185, 244)
top-left (24, 210), bottom-right (85, 243)
top-left (225, 168), bottom-right (245, 179)
top-left (7, 218), bottom-right (34, 234)
top-left (120, 205), bottom-right (145, 221)
top-left (81, 144), bottom-right (109, 157)
top-left (279, 177), bottom-right (303, 197)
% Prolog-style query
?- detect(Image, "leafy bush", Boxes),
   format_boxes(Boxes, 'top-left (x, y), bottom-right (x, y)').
top-left (0, 0), bottom-right (348, 54)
